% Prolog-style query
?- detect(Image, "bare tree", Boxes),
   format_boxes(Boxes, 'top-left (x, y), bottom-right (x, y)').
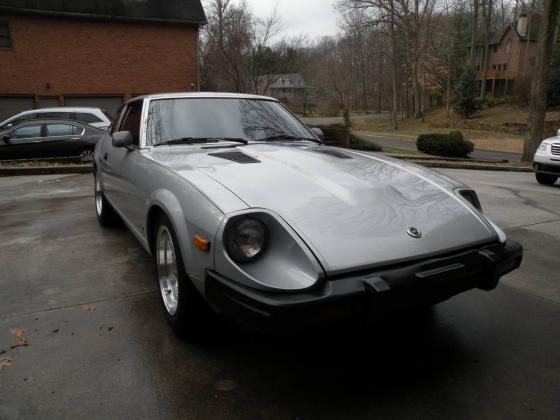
top-left (469, 0), bottom-right (480, 68)
top-left (522, 0), bottom-right (560, 161)
top-left (479, 0), bottom-right (492, 99)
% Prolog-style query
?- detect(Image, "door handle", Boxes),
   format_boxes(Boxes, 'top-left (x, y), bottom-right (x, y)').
top-left (33, 140), bottom-right (42, 143)
top-left (71, 137), bottom-right (80, 140)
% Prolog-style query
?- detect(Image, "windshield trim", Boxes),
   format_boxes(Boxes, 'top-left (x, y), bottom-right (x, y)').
top-left (142, 97), bottom-right (320, 148)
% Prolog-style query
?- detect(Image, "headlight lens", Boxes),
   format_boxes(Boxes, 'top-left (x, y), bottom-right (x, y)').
top-left (537, 142), bottom-right (548, 152)
top-left (224, 216), bottom-right (268, 263)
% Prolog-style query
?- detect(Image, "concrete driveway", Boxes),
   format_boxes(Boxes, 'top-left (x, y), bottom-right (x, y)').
top-left (0, 171), bottom-right (559, 419)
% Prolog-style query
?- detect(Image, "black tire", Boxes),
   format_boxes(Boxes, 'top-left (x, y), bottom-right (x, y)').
top-left (94, 175), bottom-right (120, 227)
top-left (536, 173), bottom-right (558, 185)
top-left (79, 148), bottom-right (95, 163)
top-left (154, 213), bottom-right (211, 337)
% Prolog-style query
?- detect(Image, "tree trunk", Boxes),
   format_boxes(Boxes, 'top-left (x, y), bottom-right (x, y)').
top-left (413, 61), bottom-right (422, 118)
top-left (480, 0), bottom-right (492, 100)
top-left (522, 0), bottom-right (560, 161)
top-left (469, 0), bottom-right (480, 69)
top-left (522, 0), bottom-right (536, 78)
top-left (390, 1), bottom-right (399, 129)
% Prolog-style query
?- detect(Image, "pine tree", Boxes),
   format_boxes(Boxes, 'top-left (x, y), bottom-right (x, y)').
top-left (452, 69), bottom-right (480, 119)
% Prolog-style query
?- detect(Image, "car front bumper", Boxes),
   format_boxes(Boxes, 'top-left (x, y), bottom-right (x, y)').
top-left (205, 240), bottom-right (523, 330)
top-left (534, 152), bottom-right (560, 175)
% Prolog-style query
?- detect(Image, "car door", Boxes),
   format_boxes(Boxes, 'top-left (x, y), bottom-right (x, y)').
top-left (42, 123), bottom-right (85, 158)
top-left (101, 100), bottom-right (144, 226)
top-left (0, 123), bottom-right (44, 160)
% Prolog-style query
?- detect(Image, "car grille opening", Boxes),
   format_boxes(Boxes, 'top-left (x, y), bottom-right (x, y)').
top-left (311, 149), bottom-right (353, 159)
top-left (208, 151), bottom-right (261, 164)
top-left (551, 144), bottom-right (560, 156)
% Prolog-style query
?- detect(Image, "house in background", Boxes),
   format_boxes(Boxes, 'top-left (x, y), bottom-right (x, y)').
top-left (0, 0), bottom-right (206, 119)
top-left (470, 14), bottom-right (539, 97)
top-left (264, 74), bottom-right (313, 102)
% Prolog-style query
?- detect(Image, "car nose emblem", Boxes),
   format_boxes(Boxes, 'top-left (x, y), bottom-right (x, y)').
top-left (406, 226), bottom-right (422, 239)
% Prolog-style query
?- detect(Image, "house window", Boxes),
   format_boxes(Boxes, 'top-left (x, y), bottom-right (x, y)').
top-left (506, 40), bottom-right (512, 53)
top-left (492, 64), bottom-right (496, 70)
top-left (503, 63), bottom-right (508, 71)
top-left (493, 46), bottom-right (498, 53)
top-left (497, 64), bottom-right (502, 70)
top-left (0, 23), bottom-right (11, 48)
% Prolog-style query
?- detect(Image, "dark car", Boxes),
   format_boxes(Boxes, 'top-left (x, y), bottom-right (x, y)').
top-left (0, 119), bottom-right (104, 162)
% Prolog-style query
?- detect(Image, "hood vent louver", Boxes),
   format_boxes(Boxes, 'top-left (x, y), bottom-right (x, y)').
top-left (208, 151), bottom-right (261, 164)
top-left (312, 149), bottom-right (353, 159)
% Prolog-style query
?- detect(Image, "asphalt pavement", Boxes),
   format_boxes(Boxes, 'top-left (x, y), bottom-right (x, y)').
top-left (0, 171), bottom-right (559, 419)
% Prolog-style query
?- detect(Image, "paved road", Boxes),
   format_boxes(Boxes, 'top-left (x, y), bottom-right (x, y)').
top-left (357, 133), bottom-right (523, 162)
top-left (301, 113), bottom-right (389, 126)
top-left (0, 172), bottom-right (559, 419)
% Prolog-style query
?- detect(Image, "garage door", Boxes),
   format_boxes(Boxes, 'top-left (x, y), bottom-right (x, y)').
top-left (63, 96), bottom-right (123, 119)
top-left (0, 96), bottom-right (35, 121)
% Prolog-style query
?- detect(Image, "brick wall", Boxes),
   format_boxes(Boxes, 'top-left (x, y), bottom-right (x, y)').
top-left (0, 14), bottom-right (199, 100)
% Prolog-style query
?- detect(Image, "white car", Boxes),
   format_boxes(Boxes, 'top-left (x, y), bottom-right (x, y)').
top-left (534, 130), bottom-right (560, 185)
top-left (0, 107), bottom-right (113, 131)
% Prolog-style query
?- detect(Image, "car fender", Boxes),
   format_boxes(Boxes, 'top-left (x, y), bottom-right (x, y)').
top-left (147, 186), bottom-right (224, 294)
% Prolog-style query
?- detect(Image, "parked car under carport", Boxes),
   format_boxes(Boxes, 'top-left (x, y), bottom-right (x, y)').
top-left (0, 119), bottom-right (105, 162)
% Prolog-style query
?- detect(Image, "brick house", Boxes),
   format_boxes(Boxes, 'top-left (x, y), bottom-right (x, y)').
top-left (471, 14), bottom-right (539, 97)
top-left (0, 0), bottom-right (206, 119)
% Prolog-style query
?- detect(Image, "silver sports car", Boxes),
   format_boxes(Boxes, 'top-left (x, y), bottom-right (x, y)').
top-left (94, 93), bottom-right (523, 333)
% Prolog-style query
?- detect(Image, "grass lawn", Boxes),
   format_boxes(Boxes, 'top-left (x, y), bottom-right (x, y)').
top-left (349, 104), bottom-right (560, 154)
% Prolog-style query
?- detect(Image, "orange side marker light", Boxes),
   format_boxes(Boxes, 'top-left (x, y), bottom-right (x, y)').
top-left (193, 235), bottom-right (211, 252)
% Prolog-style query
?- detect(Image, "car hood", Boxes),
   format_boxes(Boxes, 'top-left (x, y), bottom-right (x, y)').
top-left (151, 144), bottom-right (497, 275)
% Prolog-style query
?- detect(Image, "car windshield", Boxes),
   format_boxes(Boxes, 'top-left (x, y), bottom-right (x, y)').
top-left (146, 98), bottom-right (315, 146)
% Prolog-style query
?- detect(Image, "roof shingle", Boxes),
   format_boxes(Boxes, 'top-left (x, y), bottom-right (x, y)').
top-left (0, 0), bottom-right (206, 25)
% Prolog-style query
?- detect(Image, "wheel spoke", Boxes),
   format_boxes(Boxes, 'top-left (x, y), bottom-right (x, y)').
top-left (157, 225), bottom-right (180, 316)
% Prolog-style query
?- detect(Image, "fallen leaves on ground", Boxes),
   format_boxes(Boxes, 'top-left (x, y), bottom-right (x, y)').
top-left (10, 328), bottom-right (29, 349)
top-left (81, 304), bottom-right (96, 311)
top-left (0, 356), bottom-right (13, 369)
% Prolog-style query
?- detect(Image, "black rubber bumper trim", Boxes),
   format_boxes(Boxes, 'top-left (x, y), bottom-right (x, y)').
top-left (205, 240), bottom-right (523, 330)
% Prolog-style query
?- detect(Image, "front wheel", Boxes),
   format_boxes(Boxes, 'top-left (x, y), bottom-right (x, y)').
top-left (94, 175), bottom-right (120, 227)
top-left (154, 214), bottom-right (210, 336)
top-left (536, 173), bottom-right (558, 185)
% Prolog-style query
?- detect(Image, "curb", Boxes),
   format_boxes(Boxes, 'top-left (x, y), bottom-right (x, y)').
top-left (411, 161), bottom-right (532, 172)
top-left (0, 165), bottom-right (93, 177)
top-left (380, 153), bottom-right (508, 164)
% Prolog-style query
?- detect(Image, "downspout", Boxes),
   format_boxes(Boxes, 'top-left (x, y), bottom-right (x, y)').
top-left (196, 26), bottom-right (201, 91)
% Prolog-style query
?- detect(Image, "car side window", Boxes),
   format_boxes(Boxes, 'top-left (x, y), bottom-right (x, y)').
top-left (118, 101), bottom-right (143, 146)
top-left (43, 112), bottom-right (73, 120)
top-left (76, 113), bottom-right (102, 124)
top-left (11, 114), bottom-right (37, 126)
top-left (10, 124), bottom-right (42, 139)
top-left (46, 123), bottom-right (75, 137)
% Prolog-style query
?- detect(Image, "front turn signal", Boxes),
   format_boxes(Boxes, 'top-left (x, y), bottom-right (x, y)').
top-left (193, 235), bottom-right (210, 252)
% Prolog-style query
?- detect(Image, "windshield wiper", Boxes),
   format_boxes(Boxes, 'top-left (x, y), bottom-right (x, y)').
top-left (155, 137), bottom-right (248, 147)
top-left (261, 134), bottom-right (319, 143)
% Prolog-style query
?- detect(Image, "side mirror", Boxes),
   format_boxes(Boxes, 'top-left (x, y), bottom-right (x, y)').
top-left (2, 135), bottom-right (10, 143)
top-left (557, 128), bottom-right (560, 137)
top-left (310, 127), bottom-right (325, 142)
top-left (112, 131), bottom-right (134, 148)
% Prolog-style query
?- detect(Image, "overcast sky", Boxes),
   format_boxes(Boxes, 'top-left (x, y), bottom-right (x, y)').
top-left (238, 0), bottom-right (340, 40)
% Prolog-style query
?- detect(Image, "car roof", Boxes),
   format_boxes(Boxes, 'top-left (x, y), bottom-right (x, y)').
top-left (3, 119), bottom-right (102, 131)
top-left (19, 107), bottom-right (104, 114)
top-left (129, 92), bottom-right (278, 104)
